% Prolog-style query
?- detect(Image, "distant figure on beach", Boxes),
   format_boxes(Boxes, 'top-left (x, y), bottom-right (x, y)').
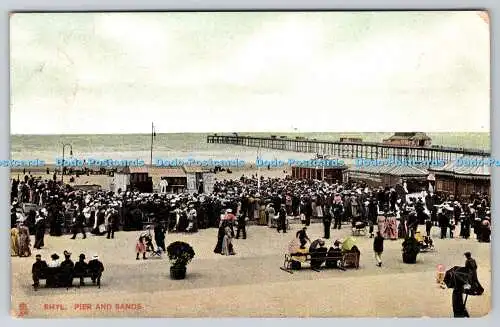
top-left (33, 211), bottom-right (45, 249)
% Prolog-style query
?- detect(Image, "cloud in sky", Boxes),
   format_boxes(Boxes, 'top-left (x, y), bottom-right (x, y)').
top-left (10, 11), bottom-right (489, 134)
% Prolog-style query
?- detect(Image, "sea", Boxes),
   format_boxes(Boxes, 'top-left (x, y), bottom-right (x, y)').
top-left (10, 132), bottom-right (490, 165)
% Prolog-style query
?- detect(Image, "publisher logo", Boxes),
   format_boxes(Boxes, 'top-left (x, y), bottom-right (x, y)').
top-left (17, 302), bottom-right (28, 317)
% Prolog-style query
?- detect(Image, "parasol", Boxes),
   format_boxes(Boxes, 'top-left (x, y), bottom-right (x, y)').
top-left (341, 236), bottom-right (357, 251)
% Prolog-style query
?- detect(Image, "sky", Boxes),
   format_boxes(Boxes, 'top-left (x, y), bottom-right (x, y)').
top-left (10, 11), bottom-right (490, 135)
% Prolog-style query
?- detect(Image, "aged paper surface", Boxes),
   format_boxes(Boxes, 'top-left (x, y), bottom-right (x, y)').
top-left (10, 11), bottom-right (490, 317)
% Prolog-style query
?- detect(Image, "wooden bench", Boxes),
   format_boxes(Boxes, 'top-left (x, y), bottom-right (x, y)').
top-left (280, 251), bottom-right (360, 274)
top-left (33, 267), bottom-right (103, 290)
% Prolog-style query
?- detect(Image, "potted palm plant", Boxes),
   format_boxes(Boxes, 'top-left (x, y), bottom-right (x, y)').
top-left (166, 241), bottom-right (195, 280)
top-left (402, 236), bottom-right (420, 264)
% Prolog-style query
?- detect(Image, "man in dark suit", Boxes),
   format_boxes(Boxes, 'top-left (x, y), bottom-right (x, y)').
top-left (310, 240), bottom-right (327, 270)
top-left (236, 213), bottom-right (247, 239)
top-left (322, 206), bottom-right (332, 239)
top-left (32, 254), bottom-right (48, 290)
top-left (88, 255), bottom-right (105, 288)
top-left (71, 210), bottom-right (86, 239)
top-left (154, 221), bottom-right (166, 251)
top-left (106, 209), bottom-right (119, 239)
top-left (332, 200), bottom-right (343, 230)
top-left (277, 204), bottom-right (287, 233)
top-left (74, 253), bottom-right (88, 286)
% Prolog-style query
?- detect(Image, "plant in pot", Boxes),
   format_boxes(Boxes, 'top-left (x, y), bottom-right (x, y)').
top-left (402, 236), bottom-right (420, 264)
top-left (166, 241), bottom-right (195, 280)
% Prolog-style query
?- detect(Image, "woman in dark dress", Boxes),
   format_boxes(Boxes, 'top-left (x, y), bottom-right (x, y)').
top-left (213, 224), bottom-right (226, 254)
top-left (460, 209), bottom-right (471, 239)
top-left (33, 214), bottom-right (45, 249)
top-left (479, 219), bottom-right (491, 243)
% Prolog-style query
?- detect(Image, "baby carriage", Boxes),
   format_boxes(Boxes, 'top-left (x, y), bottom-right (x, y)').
top-left (142, 227), bottom-right (162, 258)
top-left (444, 266), bottom-right (484, 296)
top-left (352, 221), bottom-right (367, 236)
top-left (415, 231), bottom-right (435, 252)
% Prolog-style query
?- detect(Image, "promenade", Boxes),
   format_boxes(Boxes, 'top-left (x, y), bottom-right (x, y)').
top-left (11, 223), bottom-right (490, 318)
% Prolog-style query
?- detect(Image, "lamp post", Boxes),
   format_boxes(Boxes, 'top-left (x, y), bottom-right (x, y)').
top-left (61, 143), bottom-right (73, 183)
top-left (317, 153), bottom-right (329, 181)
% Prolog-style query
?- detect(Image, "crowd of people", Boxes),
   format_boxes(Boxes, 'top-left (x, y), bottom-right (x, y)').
top-left (10, 171), bottom-right (491, 317)
top-left (10, 173), bottom-right (491, 258)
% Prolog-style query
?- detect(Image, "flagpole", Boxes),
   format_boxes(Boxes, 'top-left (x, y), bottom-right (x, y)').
top-left (257, 146), bottom-right (261, 191)
top-left (150, 122), bottom-right (154, 167)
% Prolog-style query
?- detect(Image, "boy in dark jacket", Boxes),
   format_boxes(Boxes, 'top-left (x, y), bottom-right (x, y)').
top-left (373, 231), bottom-right (384, 267)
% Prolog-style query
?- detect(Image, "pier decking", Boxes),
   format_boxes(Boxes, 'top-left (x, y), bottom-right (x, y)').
top-left (206, 135), bottom-right (489, 162)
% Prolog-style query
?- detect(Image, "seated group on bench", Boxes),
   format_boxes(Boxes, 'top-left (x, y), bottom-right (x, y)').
top-left (310, 240), bottom-right (346, 270)
top-left (290, 239), bottom-right (346, 270)
top-left (32, 250), bottom-right (104, 289)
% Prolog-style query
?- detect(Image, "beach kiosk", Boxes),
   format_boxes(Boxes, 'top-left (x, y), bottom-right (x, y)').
top-left (346, 165), bottom-right (428, 191)
top-left (291, 164), bottom-right (347, 184)
top-left (120, 167), bottom-right (153, 193)
top-left (111, 172), bottom-right (130, 194)
top-left (183, 166), bottom-right (213, 194)
top-left (153, 167), bottom-right (188, 194)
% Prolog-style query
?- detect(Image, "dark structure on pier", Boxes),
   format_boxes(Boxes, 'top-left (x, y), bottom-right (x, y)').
top-left (383, 132), bottom-right (432, 147)
top-left (206, 134), bottom-right (489, 162)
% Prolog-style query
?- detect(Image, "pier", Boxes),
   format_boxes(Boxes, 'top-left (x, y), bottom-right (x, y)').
top-left (206, 134), bottom-right (490, 162)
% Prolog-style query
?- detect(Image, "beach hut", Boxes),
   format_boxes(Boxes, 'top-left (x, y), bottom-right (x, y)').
top-left (346, 165), bottom-right (428, 191)
top-left (183, 166), bottom-right (213, 194)
top-left (121, 167), bottom-right (152, 193)
top-left (152, 167), bottom-right (187, 194)
top-left (111, 172), bottom-right (130, 194)
top-left (428, 156), bottom-right (490, 200)
top-left (202, 171), bottom-right (216, 194)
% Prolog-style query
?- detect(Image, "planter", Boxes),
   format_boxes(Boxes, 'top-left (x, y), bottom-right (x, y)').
top-left (402, 252), bottom-right (418, 264)
top-left (170, 266), bottom-right (187, 280)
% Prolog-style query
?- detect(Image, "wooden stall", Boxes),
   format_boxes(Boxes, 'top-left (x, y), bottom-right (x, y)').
top-left (153, 167), bottom-right (187, 194)
top-left (291, 165), bottom-right (347, 184)
top-left (111, 172), bottom-right (130, 194)
top-left (346, 165), bottom-right (428, 191)
top-left (121, 167), bottom-right (152, 193)
top-left (428, 157), bottom-right (490, 201)
top-left (183, 166), bottom-right (213, 194)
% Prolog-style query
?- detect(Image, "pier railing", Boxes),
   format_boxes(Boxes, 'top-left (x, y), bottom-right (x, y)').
top-left (206, 135), bottom-right (490, 162)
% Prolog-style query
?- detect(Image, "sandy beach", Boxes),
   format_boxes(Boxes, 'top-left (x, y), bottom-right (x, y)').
top-left (11, 221), bottom-right (490, 318)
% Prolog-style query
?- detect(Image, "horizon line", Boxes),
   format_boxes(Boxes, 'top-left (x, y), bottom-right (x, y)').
top-left (10, 131), bottom-right (492, 136)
